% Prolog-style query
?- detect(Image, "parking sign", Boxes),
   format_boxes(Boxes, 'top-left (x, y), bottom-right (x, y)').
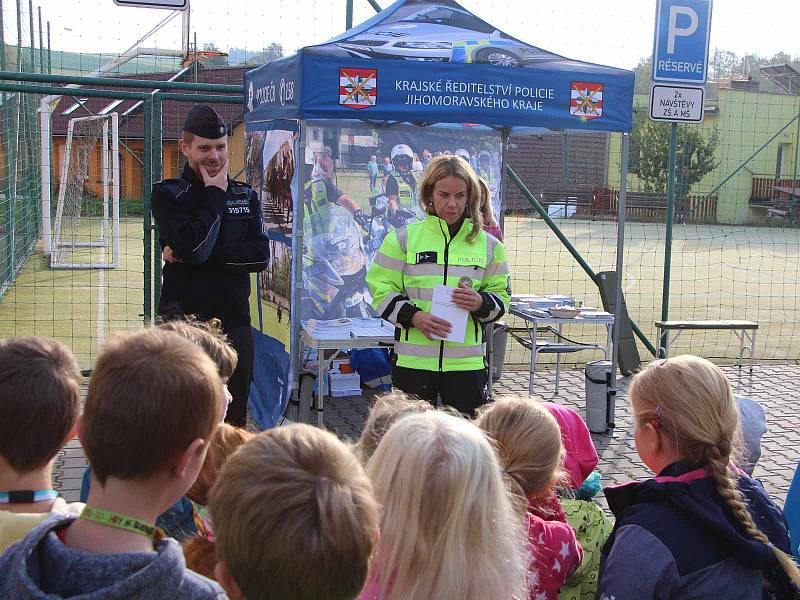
top-left (652, 0), bottom-right (712, 85)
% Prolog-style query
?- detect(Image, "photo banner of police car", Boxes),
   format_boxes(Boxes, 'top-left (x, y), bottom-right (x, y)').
top-left (244, 0), bottom-right (634, 133)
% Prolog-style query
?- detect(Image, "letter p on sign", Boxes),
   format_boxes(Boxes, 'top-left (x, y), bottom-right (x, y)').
top-left (653, 0), bottom-right (712, 85)
top-left (667, 6), bottom-right (698, 53)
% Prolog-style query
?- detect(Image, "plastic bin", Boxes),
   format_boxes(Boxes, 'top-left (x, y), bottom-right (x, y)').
top-left (489, 321), bottom-right (508, 381)
top-left (585, 360), bottom-right (612, 433)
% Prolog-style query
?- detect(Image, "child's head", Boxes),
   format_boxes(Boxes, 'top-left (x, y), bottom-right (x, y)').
top-left (183, 424), bottom-right (253, 581)
top-left (419, 155), bottom-right (484, 241)
top-left (158, 317), bottom-right (238, 381)
top-left (353, 390), bottom-right (432, 464)
top-left (186, 423), bottom-right (253, 506)
top-left (629, 355), bottom-right (739, 471)
top-left (476, 396), bottom-right (564, 502)
top-left (0, 337), bottom-right (81, 474)
top-left (630, 355), bottom-right (800, 585)
top-left (81, 329), bottom-right (224, 492)
top-left (477, 177), bottom-right (498, 228)
top-left (367, 411), bottom-right (528, 600)
top-left (209, 424), bottom-right (379, 600)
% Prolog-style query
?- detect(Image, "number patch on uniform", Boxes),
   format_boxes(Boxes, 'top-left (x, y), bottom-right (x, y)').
top-left (225, 197), bottom-right (252, 219)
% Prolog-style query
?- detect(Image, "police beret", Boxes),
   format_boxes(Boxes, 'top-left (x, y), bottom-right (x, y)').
top-left (182, 104), bottom-right (227, 139)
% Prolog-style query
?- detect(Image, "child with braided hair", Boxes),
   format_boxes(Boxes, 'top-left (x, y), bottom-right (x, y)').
top-left (597, 355), bottom-right (800, 599)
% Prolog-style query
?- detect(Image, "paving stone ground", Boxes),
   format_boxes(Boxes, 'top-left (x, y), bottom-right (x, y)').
top-left (55, 363), bottom-right (800, 512)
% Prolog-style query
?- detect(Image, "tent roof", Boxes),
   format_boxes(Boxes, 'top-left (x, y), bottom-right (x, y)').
top-left (245, 0), bottom-right (633, 132)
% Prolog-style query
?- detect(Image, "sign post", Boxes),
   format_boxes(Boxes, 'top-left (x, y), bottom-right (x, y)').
top-left (650, 0), bottom-right (712, 352)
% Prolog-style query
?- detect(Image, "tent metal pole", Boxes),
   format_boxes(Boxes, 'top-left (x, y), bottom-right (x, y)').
top-left (346, 0), bottom-right (353, 29)
top-left (608, 132), bottom-right (630, 434)
top-left (365, 0), bottom-right (382, 13)
top-left (290, 123), bottom-right (307, 422)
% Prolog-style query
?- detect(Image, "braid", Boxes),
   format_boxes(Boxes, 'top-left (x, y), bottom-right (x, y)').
top-left (706, 445), bottom-right (800, 587)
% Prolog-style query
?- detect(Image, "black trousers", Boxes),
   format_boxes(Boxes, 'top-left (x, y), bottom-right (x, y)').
top-left (391, 365), bottom-right (489, 417)
top-left (224, 325), bottom-right (254, 427)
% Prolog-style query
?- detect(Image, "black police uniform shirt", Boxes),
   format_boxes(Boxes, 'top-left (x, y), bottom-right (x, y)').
top-left (151, 163), bottom-right (269, 328)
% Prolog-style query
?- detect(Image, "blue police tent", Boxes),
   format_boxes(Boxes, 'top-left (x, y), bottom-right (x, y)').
top-left (243, 0), bottom-right (635, 428)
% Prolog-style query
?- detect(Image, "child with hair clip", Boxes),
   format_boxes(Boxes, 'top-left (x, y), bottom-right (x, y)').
top-left (358, 410), bottom-right (529, 600)
top-left (476, 396), bottom-right (583, 600)
top-left (182, 423), bottom-right (253, 580)
top-left (598, 355), bottom-right (800, 599)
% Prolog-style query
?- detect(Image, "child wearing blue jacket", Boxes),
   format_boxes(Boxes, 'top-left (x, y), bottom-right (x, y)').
top-left (597, 355), bottom-right (800, 600)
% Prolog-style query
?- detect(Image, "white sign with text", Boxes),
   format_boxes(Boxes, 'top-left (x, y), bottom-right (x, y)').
top-left (649, 84), bottom-right (704, 123)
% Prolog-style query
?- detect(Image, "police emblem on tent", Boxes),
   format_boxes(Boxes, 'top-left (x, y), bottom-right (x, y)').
top-left (569, 82), bottom-right (603, 120)
top-left (339, 68), bottom-right (377, 109)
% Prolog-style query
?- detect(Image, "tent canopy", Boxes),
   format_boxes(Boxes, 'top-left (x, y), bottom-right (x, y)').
top-left (244, 0), bottom-right (634, 132)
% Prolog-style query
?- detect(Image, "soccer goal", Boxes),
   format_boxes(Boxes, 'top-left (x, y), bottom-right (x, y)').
top-left (50, 113), bottom-right (120, 269)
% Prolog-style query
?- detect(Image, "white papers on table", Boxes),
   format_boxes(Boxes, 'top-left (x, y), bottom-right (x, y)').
top-left (350, 318), bottom-right (395, 338)
top-left (302, 318), bottom-right (352, 340)
top-left (579, 310), bottom-right (613, 320)
top-left (431, 285), bottom-right (467, 343)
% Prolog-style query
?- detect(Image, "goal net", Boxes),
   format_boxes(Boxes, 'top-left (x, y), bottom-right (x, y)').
top-left (50, 113), bottom-right (120, 269)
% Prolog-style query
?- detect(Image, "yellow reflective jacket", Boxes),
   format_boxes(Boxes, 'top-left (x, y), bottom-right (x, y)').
top-left (366, 215), bottom-right (510, 372)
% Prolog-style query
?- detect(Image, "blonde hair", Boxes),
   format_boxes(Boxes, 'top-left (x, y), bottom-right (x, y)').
top-left (418, 155), bottom-right (484, 242)
top-left (353, 390), bottom-right (432, 464)
top-left (630, 355), bottom-right (800, 586)
top-left (367, 411), bottom-right (529, 600)
top-left (477, 177), bottom-right (498, 228)
top-left (209, 424), bottom-right (379, 600)
top-left (476, 395), bottom-right (564, 502)
top-left (158, 317), bottom-right (238, 380)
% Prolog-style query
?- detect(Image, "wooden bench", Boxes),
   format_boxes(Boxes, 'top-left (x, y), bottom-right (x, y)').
top-left (655, 320), bottom-right (758, 374)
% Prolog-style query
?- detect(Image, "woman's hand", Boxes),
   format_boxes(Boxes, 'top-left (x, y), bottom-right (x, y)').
top-left (412, 311), bottom-right (452, 340)
top-left (452, 281), bottom-right (483, 312)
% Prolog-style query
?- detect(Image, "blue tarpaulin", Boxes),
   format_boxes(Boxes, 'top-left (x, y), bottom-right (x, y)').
top-left (244, 0), bottom-right (634, 132)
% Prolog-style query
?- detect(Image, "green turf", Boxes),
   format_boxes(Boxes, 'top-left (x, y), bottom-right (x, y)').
top-left (1, 213), bottom-right (797, 370)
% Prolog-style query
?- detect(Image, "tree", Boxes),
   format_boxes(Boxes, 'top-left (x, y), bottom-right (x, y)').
top-left (629, 113), bottom-right (720, 196)
top-left (227, 44), bottom-right (284, 65)
top-left (632, 56), bottom-right (652, 94)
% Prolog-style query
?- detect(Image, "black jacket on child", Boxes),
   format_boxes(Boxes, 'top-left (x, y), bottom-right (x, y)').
top-left (597, 461), bottom-right (797, 600)
top-left (151, 163), bottom-right (269, 328)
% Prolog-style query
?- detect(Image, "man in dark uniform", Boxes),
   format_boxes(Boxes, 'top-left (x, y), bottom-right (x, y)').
top-left (151, 104), bottom-right (269, 427)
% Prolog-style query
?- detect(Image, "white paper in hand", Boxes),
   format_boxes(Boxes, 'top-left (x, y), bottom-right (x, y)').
top-left (431, 285), bottom-right (468, 343)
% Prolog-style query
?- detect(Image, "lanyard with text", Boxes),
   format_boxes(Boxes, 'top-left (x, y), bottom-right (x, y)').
top-left (79, 506), bottom-right (165, 542)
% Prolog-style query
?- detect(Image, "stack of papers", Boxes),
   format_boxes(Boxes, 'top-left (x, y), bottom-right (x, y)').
top-left (303, 318), bottom-right (352, 340)
top-left (579, 310), bottom-right (613, 320)
top-left (350, 318), bottom-right (395, 339)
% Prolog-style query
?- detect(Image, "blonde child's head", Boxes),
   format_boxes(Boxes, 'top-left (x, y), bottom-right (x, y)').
top-left (476, 395), bottom-right (564, 503)
top-left (630, 355), bottom-right (800, 585)
top-left (209, 424), bottom-right (379, 600)
top-left (367, 410), bottom-right (528, 600)
top-left (353, 390), bottom-right (432, 464)
top-left (418, 155), bottom-right (484, 242)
